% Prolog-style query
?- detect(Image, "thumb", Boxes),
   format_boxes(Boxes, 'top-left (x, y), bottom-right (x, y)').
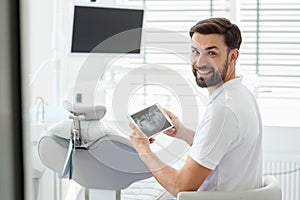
top-left (164, 108), bottom-right (177, 120)
top-left (129, 122), bottom-right (146, 137)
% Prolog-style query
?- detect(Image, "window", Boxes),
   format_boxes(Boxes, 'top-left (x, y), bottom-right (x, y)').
top-left (239, 0), bottom-right (300, 99)
top-left (240, 0), bottom-right (300, 126)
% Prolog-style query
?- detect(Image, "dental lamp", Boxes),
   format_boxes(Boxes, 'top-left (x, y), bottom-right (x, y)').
top-left (38, 101), bottom-right (152, 199)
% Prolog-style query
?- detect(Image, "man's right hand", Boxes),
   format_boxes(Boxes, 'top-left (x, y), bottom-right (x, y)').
top-left (163, 109), bottom-right (195, 145)
top-left (163, 109), bottom-right (182, 138)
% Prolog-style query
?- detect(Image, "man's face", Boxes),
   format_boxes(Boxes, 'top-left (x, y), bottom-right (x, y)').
top-left (190, 32), bottom-right (231, 88)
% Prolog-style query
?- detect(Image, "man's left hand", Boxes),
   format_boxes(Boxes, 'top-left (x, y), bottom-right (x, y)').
top-left (129, 123), bottom-right (152, 155)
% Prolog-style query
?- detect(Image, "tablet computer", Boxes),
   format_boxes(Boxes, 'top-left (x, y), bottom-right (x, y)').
top-left (129, 103), bottom-right (174, 137)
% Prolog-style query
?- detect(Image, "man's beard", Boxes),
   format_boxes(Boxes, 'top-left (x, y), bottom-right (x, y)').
top-left (192, 59), bottom-right (228, 88)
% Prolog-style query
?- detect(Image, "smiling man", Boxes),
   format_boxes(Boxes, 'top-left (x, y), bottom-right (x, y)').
top-left (129, 18), bottom-right (263, 198)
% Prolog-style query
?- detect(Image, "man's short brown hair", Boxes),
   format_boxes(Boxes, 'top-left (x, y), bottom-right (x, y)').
top-left (189, 18), bottom-right (242, 50)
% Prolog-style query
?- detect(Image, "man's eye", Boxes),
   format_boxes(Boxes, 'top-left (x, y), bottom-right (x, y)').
top-left (192, 49), bottom-right (199, 54)
top-left (208, 51), bottom-right (216, 56)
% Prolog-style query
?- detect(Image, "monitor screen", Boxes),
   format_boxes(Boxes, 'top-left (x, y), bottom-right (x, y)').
top-left (71, 5), bottom-right (144, 54)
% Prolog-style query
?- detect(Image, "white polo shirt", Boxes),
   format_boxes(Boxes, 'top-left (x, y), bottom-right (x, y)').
top-left (188, 76), bottom-right (263, 191)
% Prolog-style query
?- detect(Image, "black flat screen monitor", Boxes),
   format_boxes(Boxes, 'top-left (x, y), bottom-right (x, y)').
top-left (71, 4), bottom-right (144, 54)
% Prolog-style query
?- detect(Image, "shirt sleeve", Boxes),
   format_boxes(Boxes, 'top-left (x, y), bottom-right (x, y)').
top-left (188, 101), bottom-right (239, 170)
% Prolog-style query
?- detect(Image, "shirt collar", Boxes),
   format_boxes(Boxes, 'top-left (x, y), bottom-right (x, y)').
top-left (207, 76), bottom-right (243, 104)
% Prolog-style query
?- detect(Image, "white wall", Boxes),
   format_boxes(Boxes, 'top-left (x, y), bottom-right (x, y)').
top-left (263, 126), bottom-right (300, 156)
top-left (28, 0), bottom-right (79, 107)
top-left (28, 0), bottom-right (120, 107)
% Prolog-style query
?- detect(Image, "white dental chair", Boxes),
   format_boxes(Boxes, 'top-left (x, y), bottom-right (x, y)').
top-left (177, 176), bottom-right (282, 200)
top-left (38, 101), bottom-right (152, 199)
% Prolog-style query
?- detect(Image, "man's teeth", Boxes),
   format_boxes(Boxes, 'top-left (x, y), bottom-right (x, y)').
top-left (198, 69), bottom-right (212, 74)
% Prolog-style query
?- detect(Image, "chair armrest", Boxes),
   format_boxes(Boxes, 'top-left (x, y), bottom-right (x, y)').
top-left (177, 176), bottom-right (282, 200)
top-left (177, 191), bottom-right (245, 200)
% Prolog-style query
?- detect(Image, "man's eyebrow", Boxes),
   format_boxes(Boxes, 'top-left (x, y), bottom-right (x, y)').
top-left (205, 46), bottom-right (218, 51)
top-left (191, 45), bottom-right (218, 51)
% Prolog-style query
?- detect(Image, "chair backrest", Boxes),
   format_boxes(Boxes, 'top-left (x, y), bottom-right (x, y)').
top-left (177, 176), bottom-right (282, 200)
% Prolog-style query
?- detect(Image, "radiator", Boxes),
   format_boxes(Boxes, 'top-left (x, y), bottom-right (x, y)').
top-left (264, 154), bottom-right (300, 200)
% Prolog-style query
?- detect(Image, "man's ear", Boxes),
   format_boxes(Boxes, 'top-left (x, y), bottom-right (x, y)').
top-left (229, 48), bottom-right (239, 66)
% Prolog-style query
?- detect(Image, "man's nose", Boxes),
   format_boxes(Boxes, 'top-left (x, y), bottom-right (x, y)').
top-left (195, 54), bottom-right (209, 67)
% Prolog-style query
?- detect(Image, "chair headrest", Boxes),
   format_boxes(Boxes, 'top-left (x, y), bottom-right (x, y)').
top-left (63, 100), bottom-right (106, 121)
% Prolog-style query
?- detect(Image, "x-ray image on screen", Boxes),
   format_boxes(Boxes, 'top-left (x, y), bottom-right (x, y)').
top-left (130, 104), bottom-right (173, 137)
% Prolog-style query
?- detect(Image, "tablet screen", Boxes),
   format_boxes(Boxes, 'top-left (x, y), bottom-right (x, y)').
top-left (129, 104), bottom-right (173, 137)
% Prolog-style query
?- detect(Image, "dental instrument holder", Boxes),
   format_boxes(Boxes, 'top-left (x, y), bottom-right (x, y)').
top-left (70, 112), bottom-right (84, 148)
top-left (59, 111), bottom-right (84, 179)
top-left (59, 112), bottom-right (85, 179)
top-left (60, 101), bottom-right (107, 179)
